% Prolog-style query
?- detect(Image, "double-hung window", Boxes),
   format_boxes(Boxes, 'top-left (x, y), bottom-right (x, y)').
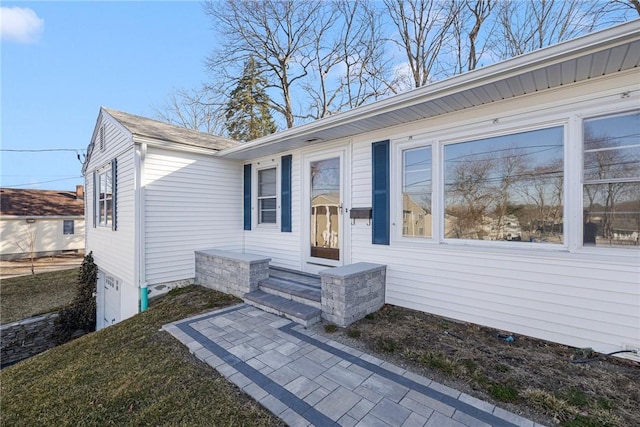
top-left (258, 167), bottom-right (277, 224)
top-left (402, 146), bottom-right (432, 238)
top-left (443, 126), bottom-right (564, 244)
top-left (583, 111), bottom-right (640, 248)
top-left (97, 167), bottom-right (113, 227)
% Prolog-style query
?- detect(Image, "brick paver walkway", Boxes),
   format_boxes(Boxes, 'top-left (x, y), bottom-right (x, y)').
top-left (163, 304), bottom-right (543, 427)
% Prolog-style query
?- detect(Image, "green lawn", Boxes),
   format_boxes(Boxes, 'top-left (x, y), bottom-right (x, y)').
top-left (1, 268), bottom-right (79, 324)
top-left (0, 286), bottom-right (285, 427)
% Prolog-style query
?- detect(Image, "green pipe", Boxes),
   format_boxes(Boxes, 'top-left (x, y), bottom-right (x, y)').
top-left (140, 285), bottom-right (148, 312)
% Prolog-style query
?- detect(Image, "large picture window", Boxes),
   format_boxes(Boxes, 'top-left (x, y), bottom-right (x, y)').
top-left (444, 127), bottom-right (564, 244)
top-left (258, 167), bottom-right (277, 224)
top-left (402, 146), bottom-right (432, 238)
top-left (97, 168), bottom-right (113, 227)
top-left (583, 111), bottom-right (639, 248)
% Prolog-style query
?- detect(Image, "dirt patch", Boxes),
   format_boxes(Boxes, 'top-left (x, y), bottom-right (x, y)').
top-left (313, 305), bottom-right (639, 427)
top-left (0, 253), bottom-right (84, 279)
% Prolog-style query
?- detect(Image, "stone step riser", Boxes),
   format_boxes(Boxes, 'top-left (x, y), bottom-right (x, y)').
top-left (243, 299), bottom-right (320, 327)
top-left (259, 285), bottom-right (322, 309)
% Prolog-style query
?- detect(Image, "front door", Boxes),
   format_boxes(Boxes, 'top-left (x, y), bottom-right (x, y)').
top-left (304, 149), bottom-right (347, 271)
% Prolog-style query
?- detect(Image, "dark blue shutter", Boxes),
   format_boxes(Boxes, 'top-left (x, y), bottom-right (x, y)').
top-left (281, 155), bottom-right (292, 232)
top-left (111, 158), bottom-right (117, 231)
top-left (244, 164), bottom-right (252, 230)
top-left (372, 140), bottom-right (390, 245)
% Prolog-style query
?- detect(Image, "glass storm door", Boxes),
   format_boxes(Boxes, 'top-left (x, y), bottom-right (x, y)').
top-left (310, 157), bottom-right (341, 262)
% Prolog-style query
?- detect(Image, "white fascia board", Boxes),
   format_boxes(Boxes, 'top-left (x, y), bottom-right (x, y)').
top-left (218, 20), bottom-right (640, 158)
top-left (131, 135), bottom-right (220, 156)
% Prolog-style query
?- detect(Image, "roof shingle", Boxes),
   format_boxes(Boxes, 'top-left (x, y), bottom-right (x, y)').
top-left (103, 108), bottom-right (240, 151)
top-left (0, 188), bottom-right (84, 217)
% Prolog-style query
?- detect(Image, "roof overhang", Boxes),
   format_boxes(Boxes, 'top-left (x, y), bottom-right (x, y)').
top-left (218, 20), bottom-right (640, 161)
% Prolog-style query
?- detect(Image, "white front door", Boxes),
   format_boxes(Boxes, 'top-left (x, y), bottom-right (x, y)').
top-left (303, 147), bottom-right (349, 272)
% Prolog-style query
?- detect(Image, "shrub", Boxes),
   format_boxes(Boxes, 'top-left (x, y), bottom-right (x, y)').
top-left (55, 252), bottom-right (97, 343)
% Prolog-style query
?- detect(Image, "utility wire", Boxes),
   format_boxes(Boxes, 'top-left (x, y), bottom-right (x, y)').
top-left (0, 148), bottom-right (86, 152)
top-left (2, 176), bottom-right (83, 188)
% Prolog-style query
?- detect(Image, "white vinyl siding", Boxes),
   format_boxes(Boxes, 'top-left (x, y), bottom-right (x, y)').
top-left (0, 217), bottom-right (84, 257)
top-left (84, 112), bottom-right (137, 329)
top-left (144, 148), bottom-right (243, 285)
top-left (344, 71), bottom-right (639, 355)
top-left (244, 153), bottom-right (302, 270)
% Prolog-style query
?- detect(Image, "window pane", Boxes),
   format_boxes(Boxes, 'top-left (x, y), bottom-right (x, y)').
top-left (63, 220), bottom-right (74, 235)
top-left (403, 147), bottom-right (431, 238)
top-left (444, 127), bottom-right (564, 243)
top-left (259, 198), bottom-right (276, 224)
top-left (583, 183), bottom-right (639, 248)
top-left (105, 170), bottom-right (112, 196)
top-left (258, 168), bottom-right (276, 197)
top-left (584, 147), bottom-right (640, 181)
top-left (99, 200), bottom-right (106, 225)
top-left (584, 112), bottom-right (640, 151)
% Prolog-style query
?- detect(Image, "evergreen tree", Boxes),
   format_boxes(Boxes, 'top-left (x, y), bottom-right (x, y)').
top-left (225, 57), bottom-right (277, 142)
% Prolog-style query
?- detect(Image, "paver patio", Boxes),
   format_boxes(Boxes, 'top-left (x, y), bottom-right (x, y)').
top-left (164, 304), bottom-right (544, 427)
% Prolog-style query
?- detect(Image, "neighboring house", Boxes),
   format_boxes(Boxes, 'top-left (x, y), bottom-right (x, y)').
top-left (0, 187), bottom-right (85, 260)
top-left (84, 22), bottom-right (640, 357)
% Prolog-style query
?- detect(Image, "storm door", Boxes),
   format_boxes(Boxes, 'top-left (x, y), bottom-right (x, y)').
top-left (307, 156), bottom-right (343, 265)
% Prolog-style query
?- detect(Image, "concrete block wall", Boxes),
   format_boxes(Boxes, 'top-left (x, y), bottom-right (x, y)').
top-left (1, 313), bottom-right (59, 367)
top-left (320, 263), bottom-right (386, 327)
top-left (195, 249), bottom-right (270, 298)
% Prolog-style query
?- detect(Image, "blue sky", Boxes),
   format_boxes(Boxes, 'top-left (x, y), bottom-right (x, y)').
top-left (1, 1), bottom-right (212, 190)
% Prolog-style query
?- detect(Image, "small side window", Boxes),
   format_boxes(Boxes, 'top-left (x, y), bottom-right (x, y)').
top-left (583, 111), bottom-right (640, 249)
top-left (63, 220), bottom-right (75, 235)
top-left (258, 167), bottom-right (277, 224)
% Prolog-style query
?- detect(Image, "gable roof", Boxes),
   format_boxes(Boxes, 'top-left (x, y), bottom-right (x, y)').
top-left (219, 20), bottom-right (640, 160)
top-left (103, 108), bottom-right (239, 151)
top-left (0, 188), bottom-right (84, 217)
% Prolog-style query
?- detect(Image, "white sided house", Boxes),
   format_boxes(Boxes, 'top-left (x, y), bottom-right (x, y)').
top-left (0, 187), bottom-right (85, 260)
top-left (82, 108), bottom-right (240, 328)
top-left (84, 22), bottom-right (640, 358)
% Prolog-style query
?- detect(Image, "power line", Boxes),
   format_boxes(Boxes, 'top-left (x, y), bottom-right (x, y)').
top-left (0, 148), bottom-right (86, 153)
top-left (2, 176), bottom-right (83, 188)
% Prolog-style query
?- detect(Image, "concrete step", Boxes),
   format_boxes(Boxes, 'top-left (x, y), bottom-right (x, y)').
top-left (244, 290), bottom-right (321, 327)
top-left (259, 277), bottom-right (322, 309)
top-left (268, 266), bottom-right (321, 287)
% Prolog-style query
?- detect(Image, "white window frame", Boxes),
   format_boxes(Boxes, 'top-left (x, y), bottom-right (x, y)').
top-left (395, 138), bottom-right (434, 242)
top-left (254, 160), bottom-right (279, 228)
top-left (96, 165), bottom-right (113, 227)
top-left (581, 109), bottom-right (640, 250)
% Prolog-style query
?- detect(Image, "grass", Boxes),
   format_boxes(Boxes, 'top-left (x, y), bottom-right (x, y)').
top-left (0, 286), bottom-right (285, 427)
top-left (1, 268), bottom-right (79, 324)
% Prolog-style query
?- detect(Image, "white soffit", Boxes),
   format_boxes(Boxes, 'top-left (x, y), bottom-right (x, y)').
top-left (220, 20), bottom-right (640, 161)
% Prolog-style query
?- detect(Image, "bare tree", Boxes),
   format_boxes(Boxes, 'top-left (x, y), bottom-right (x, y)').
top-left (446, 156), bottom-right (495, 239)
top-left (302, 0), bottom-right (391, 119)
top-left (204, 0), bottom-right (324, 128)
top-left (611, 0), bottom-right (640, 16)
top-left (154, 86), bottom-right (227, 134)
top-left (15, 223), bottom-right (37, 275)
top-left (384, 0), bottom-right (457, 89)
top-left (496, 0), bottom-right (612, 59)
top-left (448, 0), bottom-right (495, 74)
